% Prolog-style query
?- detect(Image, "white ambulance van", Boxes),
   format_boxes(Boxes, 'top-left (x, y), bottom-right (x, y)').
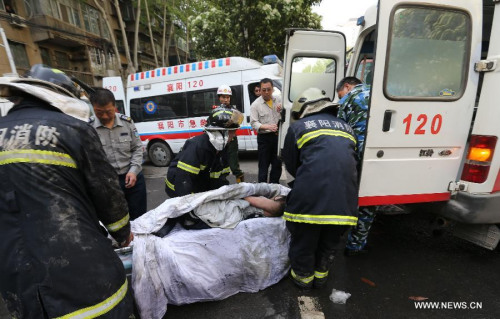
top-left (280, 0), bottom-right (500, 249)
top-left (107, 56), bottom-right (282, 167)
top-left (102, 76), bottom-right (126, 114)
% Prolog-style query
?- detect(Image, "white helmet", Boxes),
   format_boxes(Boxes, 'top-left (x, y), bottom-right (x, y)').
top-left (217, 84), bottom-right (232, 96)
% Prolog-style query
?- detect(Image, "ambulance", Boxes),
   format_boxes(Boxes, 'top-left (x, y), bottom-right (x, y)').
top-left (280, 0), bottom-right (500, 249)
top-left (106, 56), bottom-right (282, 167)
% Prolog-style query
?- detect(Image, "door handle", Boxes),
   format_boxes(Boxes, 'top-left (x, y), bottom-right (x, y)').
top-left (382, 110), bottom-right (392, 132)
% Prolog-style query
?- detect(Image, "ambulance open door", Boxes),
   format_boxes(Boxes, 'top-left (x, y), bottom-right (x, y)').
top-left (358, 0), bottom-right (482, 206)
top-left (279, 29), bottom-right (346, 152)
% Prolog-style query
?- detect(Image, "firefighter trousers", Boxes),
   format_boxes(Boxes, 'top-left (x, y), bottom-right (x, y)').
top-left (286, 222), bottom-right (348, 280)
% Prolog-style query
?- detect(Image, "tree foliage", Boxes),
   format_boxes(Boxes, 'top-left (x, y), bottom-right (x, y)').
top-left (189, 0), bottom-right (322, 60)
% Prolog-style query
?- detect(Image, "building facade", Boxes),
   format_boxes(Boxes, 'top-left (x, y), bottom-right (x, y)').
top-left (0, 0), bottom-right (192, 87)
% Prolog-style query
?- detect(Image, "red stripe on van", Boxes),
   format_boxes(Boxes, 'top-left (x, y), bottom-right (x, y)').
top-left (140, 72), bottom-right (144, 79)
top-left (198, 62), bottom-right (203, 70)
top-left (162, 68), bottom-right (166, 76)
top-left (211, 60), bottom-right (216, 68)
top-left (493, 169), bottom-right (500, 192)
top-left (130, 74), bottom-right (134, 81)
top-left (151, 71), bottom-right (155, 77)
top-left (226, 58), bottom-right (230, 66)
top-left (174, 66), bottom-right (178, 74)
top-left (359, 192), bottom-right (450, 206)
top-left (186, 64), bottom-right (190, 72)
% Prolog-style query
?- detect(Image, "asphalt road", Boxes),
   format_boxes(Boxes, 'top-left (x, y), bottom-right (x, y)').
top-left (140, 153), bottom-right (500, 319)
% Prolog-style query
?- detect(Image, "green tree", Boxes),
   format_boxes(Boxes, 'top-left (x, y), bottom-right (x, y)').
top-left (189, 0), bottom-right (321, 60)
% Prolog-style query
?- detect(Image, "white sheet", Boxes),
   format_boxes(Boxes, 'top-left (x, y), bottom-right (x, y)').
top-left (130, 183), bottom-right (291, 319)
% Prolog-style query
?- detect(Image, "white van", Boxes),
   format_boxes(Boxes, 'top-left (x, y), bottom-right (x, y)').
top-left (104, 56), bottom-right (282, 166)
top-left (280, 0), bottom-right (500, 249)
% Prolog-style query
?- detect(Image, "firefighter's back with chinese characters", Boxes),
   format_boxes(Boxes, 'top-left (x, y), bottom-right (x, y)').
top-left (0, 65), bottom-right (134, 318)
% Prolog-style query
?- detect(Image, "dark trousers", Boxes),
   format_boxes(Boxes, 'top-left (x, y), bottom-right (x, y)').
top-left (119, 172), bottom-right (147, 220)
top-left (227, 136), bottom-right (243, 177)
top-left (286, 221), bottom-right (348, 276)
top-left (257, 133), bottom-right (282, 183)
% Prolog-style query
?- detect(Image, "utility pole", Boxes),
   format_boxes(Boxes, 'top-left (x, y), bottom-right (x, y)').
top-left (0, 27), bottom-right (18, 77)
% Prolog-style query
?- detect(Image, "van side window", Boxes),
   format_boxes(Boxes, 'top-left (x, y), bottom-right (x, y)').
top-left (130, 92), bottom-right (187, 122)
top-left (187, 85), bottom-right (243, 117)
top-left (385, 6), bottom-right (470, 100)
top-left (188, 89), bottom-right (218, 116)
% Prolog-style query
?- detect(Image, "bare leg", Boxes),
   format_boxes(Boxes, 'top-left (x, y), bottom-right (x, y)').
top-left (244, 196), bottom-right (285, 217)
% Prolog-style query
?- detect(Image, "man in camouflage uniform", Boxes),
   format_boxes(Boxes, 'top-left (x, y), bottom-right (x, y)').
top-left (336, 77), bottom-right (377, 256)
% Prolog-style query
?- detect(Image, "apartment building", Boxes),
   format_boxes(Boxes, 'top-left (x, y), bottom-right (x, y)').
top-left (0, 0), bottom-right (192, 86)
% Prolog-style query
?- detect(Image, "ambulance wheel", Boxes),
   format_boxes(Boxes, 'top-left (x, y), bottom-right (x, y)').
top-left (148, 141), bottom-right (172, 167)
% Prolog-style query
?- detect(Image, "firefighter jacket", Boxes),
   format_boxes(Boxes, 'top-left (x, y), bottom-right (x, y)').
top-left (165, 133), bottom-right (230, 197)
top-left (282, 112), bottom-right (359, 225)
top-left (0, 99), bottom-right (132, 318)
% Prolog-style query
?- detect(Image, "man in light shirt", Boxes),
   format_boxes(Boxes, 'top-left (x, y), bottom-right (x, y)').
top-left (250, 78), bottom-right (282, 183)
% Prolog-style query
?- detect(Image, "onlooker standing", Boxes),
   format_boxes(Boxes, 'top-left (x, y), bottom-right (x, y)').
top-left (283, 88), bottom-right (358, 289)
top-left (217, 85), bottom-right (244, 182)
top-left (336, 76), bottom-right (376, 256)
top-left (90, 88), bottom-right (147, 220)
top-left (250, 78), bottom-right (282, 183)
top-left (0, 65), bottom-right (133, 318)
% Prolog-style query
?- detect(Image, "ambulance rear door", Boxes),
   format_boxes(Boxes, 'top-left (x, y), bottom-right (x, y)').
top-left (279, 29), bottom-right (346, 151)
top-left (359, 0), bottom-right (482, 206)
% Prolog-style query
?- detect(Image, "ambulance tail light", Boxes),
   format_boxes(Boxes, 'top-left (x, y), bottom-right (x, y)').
top-left (461, 135), bottom-right (497, 183)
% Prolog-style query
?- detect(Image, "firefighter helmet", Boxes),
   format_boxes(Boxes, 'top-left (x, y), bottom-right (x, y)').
top-left (291, 88), bottom-right (338, 122)
top-left (217, 84), bottom-right (232, 96)
top-left (22, 64), bottom-right (80, 98)
top-left (205, 107), bottom-right (243, 131)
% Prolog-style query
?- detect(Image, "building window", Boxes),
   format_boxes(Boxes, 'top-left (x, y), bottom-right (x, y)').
top-left (8, 41), bottom-right (30, 69)
top-left (58, 0), bottom-right (81, 27)
top-left (40, 47), bottom-right (52, 66)
top-left (54, 51), bottom-right (70, 69)
top-left (83, 4), bottom-right (100, 35)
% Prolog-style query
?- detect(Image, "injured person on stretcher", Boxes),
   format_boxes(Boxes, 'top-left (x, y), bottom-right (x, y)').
top-left (155, 187), bottom-right (286, 236)
top-left (129, 183), bottom-right (291, 319)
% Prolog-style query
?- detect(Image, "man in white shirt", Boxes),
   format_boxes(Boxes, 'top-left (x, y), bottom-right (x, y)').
top-left (250, 78), bottom-right (282, 183)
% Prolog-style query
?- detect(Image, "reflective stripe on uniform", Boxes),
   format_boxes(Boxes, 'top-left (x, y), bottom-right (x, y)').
top-left (0, 149), bottom-right (77, 168)
top-left (283, 212), bottom-right (358, 225)
top-left (106, 214), bottom-right (130, 232)
top-left (314, 270), bottom-right (328, 279)
top-left (177, 161), bottom-right (200, 174)
top-left (165, 177), bottom-right (175, 191)
top-left (210, 166), bottom-right (231, 178)
top-left (291, 269), bottom-right (314, 284)
top-left (296, 129), bottom-right (356, 149)
top-left (55, 278), bottom-right (128, 319)
top-left (212, 110), bottom-right (233, 117)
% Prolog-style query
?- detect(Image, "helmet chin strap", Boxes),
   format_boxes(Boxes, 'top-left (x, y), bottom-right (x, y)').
top-left (206, 130), bottom-right (229, 151)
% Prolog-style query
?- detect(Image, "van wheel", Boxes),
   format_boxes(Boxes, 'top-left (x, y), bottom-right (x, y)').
top-left (148, 142), bottom-right (172, 167)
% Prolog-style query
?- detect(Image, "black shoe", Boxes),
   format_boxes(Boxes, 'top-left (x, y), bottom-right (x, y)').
top-left (289, 272), bottom-right (313, 290)
top-left (313, 277), bottom-right (328, 289)
top-left (344, 246), bottom-right (370, 257)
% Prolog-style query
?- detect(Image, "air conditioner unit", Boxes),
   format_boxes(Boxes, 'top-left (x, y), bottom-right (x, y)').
top-left (8, 14), bottom-right (27, 29)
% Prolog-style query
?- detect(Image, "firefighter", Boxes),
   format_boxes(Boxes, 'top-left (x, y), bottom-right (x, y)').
top-left (165, 106), bottom-right (243, 198)
top-left (282, 88), bottom-right (359, 289)
top-left (0, 65), bottom-right (134, 318)
top-left (216, 84), bottom-right (245, 183)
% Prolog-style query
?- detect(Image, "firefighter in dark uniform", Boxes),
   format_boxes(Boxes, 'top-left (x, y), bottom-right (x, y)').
top-left (165, 106), bottom-right (243, 198)
top-left (0, 65), bottom-right (133, 318)
top-left (282, 88), bottom-right (359, 289)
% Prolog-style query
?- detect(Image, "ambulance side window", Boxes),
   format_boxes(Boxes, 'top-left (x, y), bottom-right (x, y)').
top-left (230, 85), bottom-right (243, 112)
top-left (289, 57), bottom-right (336, 103)
top-left (385, 6), bottom-right (470, 100)
top-left (188, 89), bottom-right (218, 116)
top-left (129, 92), bottom-right (187, 123)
